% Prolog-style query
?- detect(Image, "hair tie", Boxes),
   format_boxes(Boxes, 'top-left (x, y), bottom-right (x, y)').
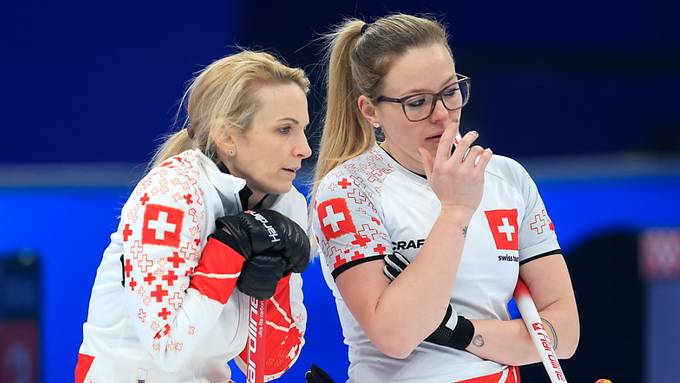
top-left (360, 22), bottom-right (370, 36)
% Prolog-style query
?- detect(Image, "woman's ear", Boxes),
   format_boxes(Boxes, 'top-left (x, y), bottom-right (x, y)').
top-left (358, 95), bottom-right (380, 127)
top-left (212, 123), bottom-right (238, 159)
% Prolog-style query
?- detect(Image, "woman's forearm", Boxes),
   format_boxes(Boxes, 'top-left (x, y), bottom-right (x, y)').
top-left (466, 301), bottom-right (579, 365)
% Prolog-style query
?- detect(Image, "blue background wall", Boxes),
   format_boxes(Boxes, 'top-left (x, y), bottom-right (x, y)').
top-left (1, 1), bottom-right (679, 382)
top-left (3, 1), bottom-right (679, 164)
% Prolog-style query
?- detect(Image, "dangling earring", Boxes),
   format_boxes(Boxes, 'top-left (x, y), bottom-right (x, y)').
top-left (372, 122), bottom-right (384, 142)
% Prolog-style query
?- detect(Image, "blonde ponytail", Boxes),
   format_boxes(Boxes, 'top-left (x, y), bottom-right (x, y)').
top-left (150, 128), bottom-right (193, 169)
top-left (312, 20), bottom-right (376, 200)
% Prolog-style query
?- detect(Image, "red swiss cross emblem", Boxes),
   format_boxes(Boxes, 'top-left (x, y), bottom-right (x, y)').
top-left (317, 198), bottom-right (357, 241)
top-left (484, 209), bottom-right (519, 250)
top-left (142, 204), bottom-right (184, 248)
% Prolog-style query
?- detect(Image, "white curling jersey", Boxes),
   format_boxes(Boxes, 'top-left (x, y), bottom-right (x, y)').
top-left (311, 144), bottom-right (560, 382)
top-left (77, 149), bottom-right (307, 383)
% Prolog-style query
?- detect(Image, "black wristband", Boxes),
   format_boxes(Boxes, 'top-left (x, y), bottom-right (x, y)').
top-left (424, 306), bottom-right (475, 350)
top-left (449, 316), bottom-right (474, 350)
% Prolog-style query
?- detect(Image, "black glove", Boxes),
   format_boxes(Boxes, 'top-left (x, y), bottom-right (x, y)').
top-left (305, 364), bottom-right (334, 383)
top-left (237, 254), bottom-right (287, 300)
top-left (383, 251), bottom-right (475, 350)
top-left (213, 209), bottom-right (310, 299)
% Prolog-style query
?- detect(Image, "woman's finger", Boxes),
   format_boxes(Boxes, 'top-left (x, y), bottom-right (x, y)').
top-left (418, 147), bottom-right (434, 180)
top-left (473, 148), bottom-right (493, 174)
top-left (462, 145), bottom-right (484, 167)
top-left (450, 130), bottom-right (478, 163)
top-left (435, 128), bottom-right (457, 163)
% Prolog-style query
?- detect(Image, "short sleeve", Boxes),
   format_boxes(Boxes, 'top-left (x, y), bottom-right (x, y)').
top-left (312, 173), bottom-right (392, 279)
top-left (514, 162), bottom-right (561, 263)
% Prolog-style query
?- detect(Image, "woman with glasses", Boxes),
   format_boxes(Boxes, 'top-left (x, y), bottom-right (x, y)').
top-left (310, 14), bottom-right (579, 382)
top-left (76, 51), bottom-right (312, 383)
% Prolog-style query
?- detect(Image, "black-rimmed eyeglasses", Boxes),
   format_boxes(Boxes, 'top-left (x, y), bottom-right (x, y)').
top-left (375, 74), bottom-right (471, 122)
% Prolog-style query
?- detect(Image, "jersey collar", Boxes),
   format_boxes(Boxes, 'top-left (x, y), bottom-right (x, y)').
top-left (375, 143), bottom-right (429, 185)
top-left (215, 162), bottom-right (267, 210)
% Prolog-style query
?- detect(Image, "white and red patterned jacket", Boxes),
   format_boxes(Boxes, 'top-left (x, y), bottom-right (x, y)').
top-left (76, 149), bottom-right (307, 383)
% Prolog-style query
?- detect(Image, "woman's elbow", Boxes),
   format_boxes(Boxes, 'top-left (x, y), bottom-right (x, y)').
top-left (371, 333), bottom-right (418, 359)
top-left (559, 342), bottom-right (578, 360)
top-left (559, 324), bottom-right (580, 359)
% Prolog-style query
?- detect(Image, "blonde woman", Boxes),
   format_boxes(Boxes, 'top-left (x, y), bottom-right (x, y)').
top-left (311, 14), bottom-right (579, 382)
top-left (76, 51), bottom-right (312, 382)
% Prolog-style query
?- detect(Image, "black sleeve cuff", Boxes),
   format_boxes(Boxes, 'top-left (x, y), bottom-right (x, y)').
top-left (331, 255), bottom-right (384, 279)
top-left (519, 249), bottom-right (562, 266)
top-left (424, 311), bottom-right (475, 351)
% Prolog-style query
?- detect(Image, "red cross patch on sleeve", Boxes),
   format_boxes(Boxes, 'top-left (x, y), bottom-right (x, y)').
top-left (317, 198), bottom-right (357, 241)
top-left (142, 204), bottom-right (184, 248)
top-left (484, 209), bottom-right (519, 250)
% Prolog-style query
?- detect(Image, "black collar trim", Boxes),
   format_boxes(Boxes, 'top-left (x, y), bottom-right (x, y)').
top-left (377, 144), bottom-right (427, 179)
top-left (217, 162), bottom-right (266, 211)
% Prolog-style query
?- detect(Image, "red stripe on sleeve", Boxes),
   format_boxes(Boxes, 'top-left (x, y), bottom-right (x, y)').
top-left (189, 274), bottom-right (240, 304)
top-left (189, 237), bottom-right (245, 304)
top-left (195, 237), bottom-right (245, 274)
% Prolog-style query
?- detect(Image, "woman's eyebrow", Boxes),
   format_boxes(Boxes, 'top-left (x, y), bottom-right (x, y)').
top-left (399, 74), bottom-right (456, 97)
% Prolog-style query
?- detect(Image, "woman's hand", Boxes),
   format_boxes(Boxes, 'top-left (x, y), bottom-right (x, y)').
top-left (418, 129), bottom-right (492, 216)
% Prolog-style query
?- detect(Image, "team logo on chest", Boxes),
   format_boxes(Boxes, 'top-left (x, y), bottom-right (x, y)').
top-left (317, 198), bottom-right (357, 240)
top-left (484, 209), bottom-right (519, 251)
